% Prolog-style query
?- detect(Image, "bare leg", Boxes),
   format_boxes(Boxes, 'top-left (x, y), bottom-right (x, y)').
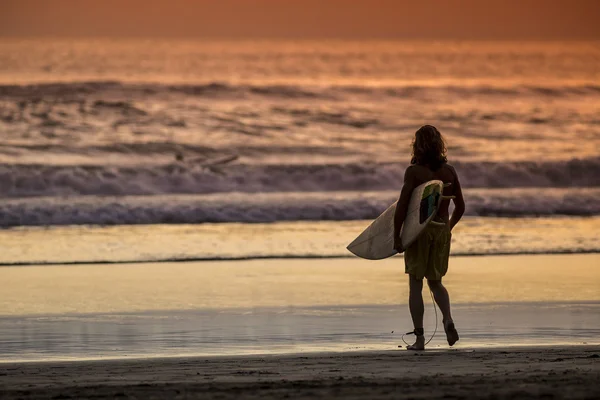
top-left (407, 275), bottom-right (425, 350)
top-left (427, 280), bottom-right (452, 323)
top-left (427, 280), bottom-right (459, 346)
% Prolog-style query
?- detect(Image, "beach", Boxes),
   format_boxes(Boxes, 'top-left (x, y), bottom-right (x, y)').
top-left (2, 253), bottom-right (599, 398)
top-left (1, 254), bottom-right (599, 360)
top-left (0, 37), bottom-right (599, 398)
top-left (1, 346), bottom-right (599, 399)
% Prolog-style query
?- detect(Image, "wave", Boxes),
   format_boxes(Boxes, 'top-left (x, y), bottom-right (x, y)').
top-left (2, 81), bottom-right (600, 100)
top-left (0, 158), bottom-right (598, 198)
top-left (1, 189), bottom-right (598, 227)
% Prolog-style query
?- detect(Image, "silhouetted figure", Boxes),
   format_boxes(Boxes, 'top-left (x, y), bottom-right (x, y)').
top-left (393, 125), bottom-right (465, 350)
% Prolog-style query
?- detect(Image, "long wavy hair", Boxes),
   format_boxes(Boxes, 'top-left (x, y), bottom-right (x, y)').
top-left (410, 125), bottom-right (447, 170)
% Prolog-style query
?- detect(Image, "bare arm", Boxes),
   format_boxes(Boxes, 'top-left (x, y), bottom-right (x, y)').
top-left (393, 166), bottom-right (417, 250)
top-left (449, 167), bottom-right (465, 231)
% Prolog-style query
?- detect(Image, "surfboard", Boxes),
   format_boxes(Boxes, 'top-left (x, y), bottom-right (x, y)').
top-left (347, 180), bottom-right (451, 260)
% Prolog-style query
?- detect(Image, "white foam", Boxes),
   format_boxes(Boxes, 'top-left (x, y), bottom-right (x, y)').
top-left (1, 188), bottom-right (598, 227)
top-left (0, 158), bottom-right (598, 199)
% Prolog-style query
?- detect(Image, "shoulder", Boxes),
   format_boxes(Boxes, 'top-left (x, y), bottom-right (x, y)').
top-left (443, 163), bottom-right (461, 185)
top-left (403, 164), bottom-right (420, 181)
top-left (444, 163), bottom-right (458, 175)
top-left (405, 164), bottom-right (420, 175)
top-left (404, 164), bottom-right (429, 189)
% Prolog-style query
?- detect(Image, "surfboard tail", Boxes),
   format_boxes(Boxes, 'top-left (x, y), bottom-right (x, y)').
top-left (346, 245), bottom-right (362, 258)
top-left (346, 244), bottom-right (398, 260)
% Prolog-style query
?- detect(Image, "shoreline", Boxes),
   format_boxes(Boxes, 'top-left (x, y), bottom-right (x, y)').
top-left (2, 217), bottom-right (600, 266)
top-left (2, 341), bottom-right (599, 365)
top-left (1, 345), bottom-right (599, 399)
top-left (1, 249), bottom-right (600, 267)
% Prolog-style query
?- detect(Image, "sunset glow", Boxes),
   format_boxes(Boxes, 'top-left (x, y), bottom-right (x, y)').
top-left (0, 1), bottom-right (599, 396)
top-left (1, 0), bottom-right (599, 39)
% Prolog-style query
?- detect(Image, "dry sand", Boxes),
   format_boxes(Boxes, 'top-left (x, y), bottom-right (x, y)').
top-left (1, 346), bottom-right (599, 399)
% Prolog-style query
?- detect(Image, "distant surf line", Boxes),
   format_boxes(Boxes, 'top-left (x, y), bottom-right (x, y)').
top-left (1, 249), bottom-right (599, 268)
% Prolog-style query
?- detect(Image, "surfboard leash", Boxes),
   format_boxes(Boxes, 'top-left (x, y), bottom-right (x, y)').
top-left (399, 288), bottom-right (438, 348)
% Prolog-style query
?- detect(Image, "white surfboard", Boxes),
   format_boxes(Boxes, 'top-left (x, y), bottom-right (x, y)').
top-left (347, 180), bottom-right (452, 260)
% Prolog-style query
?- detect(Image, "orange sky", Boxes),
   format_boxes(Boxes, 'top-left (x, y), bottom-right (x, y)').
top-left (1, 0), bottom-right (599, 39)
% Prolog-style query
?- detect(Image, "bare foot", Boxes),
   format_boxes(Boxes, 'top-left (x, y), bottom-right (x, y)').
top-left (406, 335), bottom-right (425, 351)
top-left (444, 320), bottom-right (459, 346)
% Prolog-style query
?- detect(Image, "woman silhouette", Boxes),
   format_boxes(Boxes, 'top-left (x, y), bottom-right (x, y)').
top-left (393, 125), bottom-right (465, 350)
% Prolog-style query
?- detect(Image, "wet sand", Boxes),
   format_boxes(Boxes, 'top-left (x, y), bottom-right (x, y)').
top-left (1, 346), bottom-right (599, 399)
top-left (2, 254), bottom-right (599, 316)
top-left (0, 254), bottom-right (599, 362)
top-left (1, 254), bottom-right (599, 398)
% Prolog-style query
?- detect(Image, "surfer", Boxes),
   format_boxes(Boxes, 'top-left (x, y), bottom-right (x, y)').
top-left (393, 125), bottom-right (465, 350)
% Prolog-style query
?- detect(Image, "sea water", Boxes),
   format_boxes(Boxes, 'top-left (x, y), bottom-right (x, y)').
top-left (0, 39), bottom-right (599, 225)
top-left (0, 40), bottom-right (598, 258)
top-left (0, 40), bottom-right (599, 248)
top-left (0, 39), bottom-right (598, 361)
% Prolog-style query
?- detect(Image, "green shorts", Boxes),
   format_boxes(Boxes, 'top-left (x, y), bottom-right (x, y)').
top-left (404, 223), bottom-right (452, 281)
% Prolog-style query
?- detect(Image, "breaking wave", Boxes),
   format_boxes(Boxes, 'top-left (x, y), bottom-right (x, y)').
top-left (1, 188), bottom-right (598, 227)
top-left (0, 158), bottom-right (598, 198)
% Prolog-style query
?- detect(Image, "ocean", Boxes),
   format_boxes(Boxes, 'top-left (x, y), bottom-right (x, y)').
top-left (1, 39), bottom-right (599, 261)
top-left (0, 39), bottom-right (599, 361)
top-left (1, 39), bottom-right (599, 255)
